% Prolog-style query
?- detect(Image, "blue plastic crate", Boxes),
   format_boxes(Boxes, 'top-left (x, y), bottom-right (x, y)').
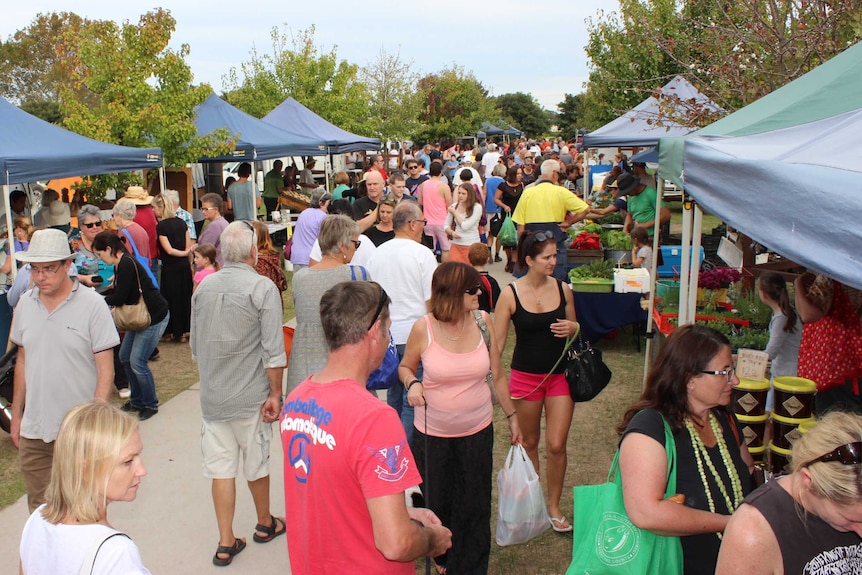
top-left (657, 246), bottom-right (704, 278)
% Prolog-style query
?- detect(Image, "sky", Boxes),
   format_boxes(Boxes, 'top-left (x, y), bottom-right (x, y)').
top-left (3, 1), bottom-right (619, 111)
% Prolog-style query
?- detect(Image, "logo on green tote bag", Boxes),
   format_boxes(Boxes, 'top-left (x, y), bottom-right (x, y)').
top-left (596, 511), bottom-right (640, 566)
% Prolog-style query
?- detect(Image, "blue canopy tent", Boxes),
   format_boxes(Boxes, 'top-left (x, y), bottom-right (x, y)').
top-left (658, 41), bottom-right (862, 291)
top-left (262, 97), bottom-right (380, 154)
top-left (480, 122), bottom-right (505, 136)
top-left (0, 97), bottom-right (162, 186)
top-left (194, 94), bottom-right (323, 161)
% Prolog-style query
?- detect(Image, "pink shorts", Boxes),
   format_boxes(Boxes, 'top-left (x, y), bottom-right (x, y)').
top-left (424, 224), bottom-right (452, 251)
top-left (509, 369), bottom-right (570, 401)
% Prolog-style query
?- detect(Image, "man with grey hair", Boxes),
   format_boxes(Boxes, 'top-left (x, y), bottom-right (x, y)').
top-left (281, 281), bottom-right (452, 572)
top-left (511, 159), bottom-right (589, 281)
top-left (368, 202), bottom-right (437, 445)
top-left (191, 221), bottom-right (287, 566)
top-left (198, 193), bottom-right (229, 266)
top-left (480, 142), bottom-right (501, 180)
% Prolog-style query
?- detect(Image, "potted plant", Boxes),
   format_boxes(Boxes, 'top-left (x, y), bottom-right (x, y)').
top-left (698, 267), bottom-right (742, 303)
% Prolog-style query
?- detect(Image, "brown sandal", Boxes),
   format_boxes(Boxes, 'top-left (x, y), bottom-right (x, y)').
top-left (213, 537), bottom-right (246, 566)
top-left (253, 515), bottom-right (286, 543)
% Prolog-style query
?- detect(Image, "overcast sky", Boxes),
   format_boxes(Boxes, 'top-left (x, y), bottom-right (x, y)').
top-left (4, 1), bottom-right (618, 111)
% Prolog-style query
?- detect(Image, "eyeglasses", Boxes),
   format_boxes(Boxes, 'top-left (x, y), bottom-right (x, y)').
top-left (699, 367), bottom-right (736, 383)
top-left (367, 283), bottom-right (389, 331)
top-left (81, 221), bottom-right (102, 229)
top-left (465, 285), bottom-right (482, 295)
top-left (240, 220), bottom-right (257, 251)
top-left (351, 239), bottom-right (362, 249)
top-left (802, 442), bottom-right (862, 468)
top-left (410, 219), bottom-right (427, 226)
top-left (30, 263), bottom-right (63, 276)
top-left (201, 206), bottom-right (217, 212)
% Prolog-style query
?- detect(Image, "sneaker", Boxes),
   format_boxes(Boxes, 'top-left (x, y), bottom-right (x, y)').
top-left (118, 388), bottom-right (131, 399)
top-left (494, 255), bottom-right (503, 263)
top-left (120, 401), bottom-right (139, 413)
top-left (137, 407), bottom-right (158, 421)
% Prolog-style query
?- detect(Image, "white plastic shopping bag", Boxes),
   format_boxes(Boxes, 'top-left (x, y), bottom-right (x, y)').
top-left (495, 444), bottom-right (550, 545)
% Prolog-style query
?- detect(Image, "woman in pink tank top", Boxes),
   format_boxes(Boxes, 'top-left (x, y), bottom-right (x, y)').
top-left (399, 262), bottom-right (522, 575)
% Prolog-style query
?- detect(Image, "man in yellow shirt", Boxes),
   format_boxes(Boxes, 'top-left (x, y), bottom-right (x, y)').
top-left (512, 160), bottom-right (589, 280)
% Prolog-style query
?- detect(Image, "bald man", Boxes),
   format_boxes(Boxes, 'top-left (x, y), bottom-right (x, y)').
top-left (352, 171), bottom-right (385, 229)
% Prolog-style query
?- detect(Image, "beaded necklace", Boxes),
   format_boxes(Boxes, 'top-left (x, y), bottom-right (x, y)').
top-left (684, 412), bottom-right (744, 540)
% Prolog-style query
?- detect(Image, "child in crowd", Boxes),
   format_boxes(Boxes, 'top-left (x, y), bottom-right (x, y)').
top-left (630, 226), bottom-right (653, 270)
top-left (193, 243), bottom-right (219, 290)
top-left (759, 272), bottom-right (802, 411)
top-left (468, 242), bottom-right (500, 313)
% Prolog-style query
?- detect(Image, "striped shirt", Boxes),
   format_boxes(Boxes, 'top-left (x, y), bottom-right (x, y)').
top-left (190, 262), bottom-right (287, 422)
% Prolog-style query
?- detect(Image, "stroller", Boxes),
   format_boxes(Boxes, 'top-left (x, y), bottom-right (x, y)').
top-left (0, 345), bottom-right (18, 433)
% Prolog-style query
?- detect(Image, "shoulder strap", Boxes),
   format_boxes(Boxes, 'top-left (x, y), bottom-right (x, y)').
top-left (610, 412), bottom-right (677, 496)
top-left (472, 309), bottom-right (491, 353)
top-left (119, 228), bottom-right (141, 258)
top-left (78, 531), bottom-right (130, 575)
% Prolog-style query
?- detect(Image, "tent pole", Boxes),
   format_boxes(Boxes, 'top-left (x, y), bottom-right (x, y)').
top-left (679, 193), bottom-right (693, 325)
top-left (642, 178), bottom-right (664, 387)
top-left (158, 167), bottom-right (167, 194)
top-left (583, 157), bottom-right (590, 202)
top-left (2, 180), bottom-right (15, 281)
top-left (688, 205), bottom-right (705, 322)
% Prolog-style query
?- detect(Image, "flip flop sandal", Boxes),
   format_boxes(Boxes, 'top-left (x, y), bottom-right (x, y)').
top-left (253, 515), bottom-right (286, 543)
top-left (213, 537), bottom-right (246, 566)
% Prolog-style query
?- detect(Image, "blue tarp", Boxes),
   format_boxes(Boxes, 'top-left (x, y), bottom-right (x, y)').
top-left (195, 95), bottom-right (323, 161)
top-left (583, 76), bottom-right (722, 148)
top-left (262, 97), bottom-right (380, 154)
top-left (0, 97), bottom-right (162, 186)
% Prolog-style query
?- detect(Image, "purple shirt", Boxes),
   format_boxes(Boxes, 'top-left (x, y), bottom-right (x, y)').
top-left (198, 217), bottom-right (229, 266)
top-left (290, 208), bottom-right (327, 266)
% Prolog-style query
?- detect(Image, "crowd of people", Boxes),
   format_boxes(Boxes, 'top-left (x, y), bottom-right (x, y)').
top-left (6, 137), bottom-right (862, 574)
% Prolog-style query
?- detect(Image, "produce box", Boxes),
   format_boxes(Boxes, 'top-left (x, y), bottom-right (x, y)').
top-left (614, 268), bottom-right (651, 293)
top-left (567, 249), bottom-right (603, 264)
top-left (570, 279), bottom-right (615, 293)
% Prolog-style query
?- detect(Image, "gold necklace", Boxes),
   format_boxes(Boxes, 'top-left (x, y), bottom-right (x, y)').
top-left (524, 278), bottom-right (545, 309)
top-left (438, 316), bottom-right (466, 341)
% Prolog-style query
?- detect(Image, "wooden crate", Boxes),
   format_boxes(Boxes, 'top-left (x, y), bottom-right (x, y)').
top-left (567, 249), bottom-right (603, 265)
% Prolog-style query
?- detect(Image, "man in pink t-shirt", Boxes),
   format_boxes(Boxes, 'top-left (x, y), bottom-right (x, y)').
top-left (281, 281), bottom-right (451, 574)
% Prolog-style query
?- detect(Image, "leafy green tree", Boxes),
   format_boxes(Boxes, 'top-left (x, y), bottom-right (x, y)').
top-left (223, 25), bottom-right (372, 135)
top-left (359, 47), bottom-right (423, 140)
top-left (557, 93), bottom-right (586, 140)
top-left (57, 9), bottom-right (231, 201)
top-left (495, 92), bottom-right (550, 138)
top-left (416, 65), bottom-right (500, 142)
top-left (20, 99), bottom-right (62, 124)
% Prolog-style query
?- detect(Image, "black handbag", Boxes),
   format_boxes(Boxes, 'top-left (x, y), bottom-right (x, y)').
top-left (565, 335), bottom-right (612, 402)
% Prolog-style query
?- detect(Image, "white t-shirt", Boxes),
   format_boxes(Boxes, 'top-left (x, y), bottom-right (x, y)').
top-left (20, 505), bottom-right (151, 574)
top-left (309, 233), bottom-right (376, 268)
top-left (481, 152), bottom-right (501, 178)
top-left (367, 238), bottom-right (437, 345)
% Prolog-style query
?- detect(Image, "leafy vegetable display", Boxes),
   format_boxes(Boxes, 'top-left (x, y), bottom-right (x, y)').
top-left (569, 260), bottom-right (614, 282)
top-left (601, 230), bottom-right (632, 250)
top-left (582, 223), bottom-right (604, 235)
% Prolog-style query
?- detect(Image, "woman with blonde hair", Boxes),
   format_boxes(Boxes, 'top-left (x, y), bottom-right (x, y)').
top-left (717, 411), bottom-right (862, 574)
top-left (153, 193), bottom-right (192, 343)
top-left (19, 402), bottom-right (150, 574)
top-left (251, 220), bottom-right (287, 299)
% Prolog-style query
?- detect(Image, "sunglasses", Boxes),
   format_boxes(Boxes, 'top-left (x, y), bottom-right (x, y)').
top-left (699, 367), bottom-right (736, 383)
top-left (802, 442), bottom-right (862, 468)
top-left (351, 239), bottom-right (362, 249)
top-left (81, 221), bottom-right (102, 229)
top-left (531, 231), bottom-right (553, 243)
top-left (367, 283), bottom-right (389, 331)
top-left (465, 285), bottom-right (482, 296)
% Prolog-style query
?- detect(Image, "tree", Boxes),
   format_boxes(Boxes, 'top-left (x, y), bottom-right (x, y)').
top-left (416, 65), bottom-right (500, 142)
top-left (557, 93), bottom-right (586, 141)
top-left (0, 12), bottom-right (93, 123)
top-left (56, 9), bottom-right (231, 201)
top-left (495, 92), bottom-right (550, 138)
top-left (223, 25), bottom-right (372, 135)
top-left (359, 47), bottom-right (423, 140)
top-left (582, 0), bottom-right (862, 128)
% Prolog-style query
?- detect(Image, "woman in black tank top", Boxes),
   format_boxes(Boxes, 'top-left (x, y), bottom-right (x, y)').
top-left (494, 231), bottom-right (579, 532)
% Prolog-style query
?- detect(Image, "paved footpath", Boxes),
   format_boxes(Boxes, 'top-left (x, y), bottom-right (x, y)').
top-left (0, 257), bottom-right (514, 574)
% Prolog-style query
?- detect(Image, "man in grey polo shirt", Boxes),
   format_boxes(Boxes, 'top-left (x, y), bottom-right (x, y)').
top-left (10, 229), bottom-right (119, 512)
top-left (190, 221), bottom-right (287, 566)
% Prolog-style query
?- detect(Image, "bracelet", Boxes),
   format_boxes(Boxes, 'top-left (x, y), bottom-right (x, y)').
top-left (406, 379), bottom-right (422, 392)
top-left (506, 409), bottom-right (517, 419)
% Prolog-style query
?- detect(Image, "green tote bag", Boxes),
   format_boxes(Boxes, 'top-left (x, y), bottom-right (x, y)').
top-left (566, 415), bottom-right (683, 575)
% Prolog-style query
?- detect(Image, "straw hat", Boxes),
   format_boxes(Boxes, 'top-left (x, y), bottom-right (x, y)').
top-left (124, 186), bottom-right (153, 205)
top-left (16, 229), bottom-right (75, 263)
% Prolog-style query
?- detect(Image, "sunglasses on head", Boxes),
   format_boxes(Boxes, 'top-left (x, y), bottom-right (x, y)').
top-left (367, 283), bottom-right (389, 331)
top-left (802, 442), bottom-right (862, 468)
top-left (531, 231), bottom-right (553, 243)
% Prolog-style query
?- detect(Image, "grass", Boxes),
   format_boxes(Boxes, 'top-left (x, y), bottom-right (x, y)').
top-left (667, 201), bottom-right (723, 234)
